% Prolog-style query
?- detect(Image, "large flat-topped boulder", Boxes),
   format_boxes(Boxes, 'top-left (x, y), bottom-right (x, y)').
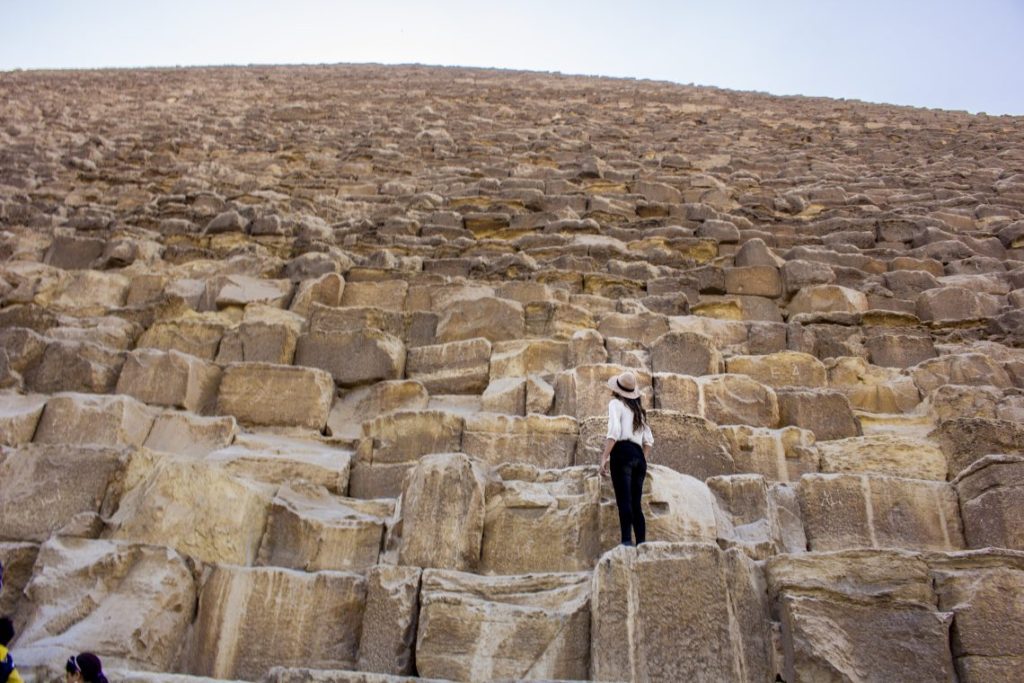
top-left (462, 413), bottom-right (578, 468)
top-left (0, 444), bottom-right (131, 542)
top-left (788, 284), bottom-right (869, 316)
top-left (136, 315), bottom-right (227, 360)
top-left (799, 473), bottom-right (964, 552)
top-left (405, 337), bottom-right (490, 394)
top-left (489, 338), bottom-right (570, 379)
top-left (697, 373), bottom-right (780, 427)
top-left (931, 417), bottom-right (1024, 478)
top-left (416, 569), bottom-right (591, 682)
top-left (185, 565), bottom-right (366, 680)
top-left (105, 452), bottom-right (274, 565)
top-left (826, 356), bottom-right (921, 413)
top-left (435, 296), bottom-right (525, 343)
top-left (296, 328), bottom-right (406, 388)
top-left (649, 330), bottom-right (722, 375)
top-left (143, 410), bottom-right (238, 457)
top-left (817, 434), bottom-right (947, 480)
top-left (206, 433), bottom-right (352, 493)
top-left (719, 424), bottom-right (818, 482)
top-left (592, 543), bottom-right (771, 683)
top-left (23, 338), bottom-right (126, 394)
top-left (13, 537), bottom-right (195, 673)
top-left (910, 351), bottom-right (1012, 396)
top-left (32, 392), bottom-right (154, 447)
top-left (0, 392), bottom-right (47, 446)
top-left (217, 362), bottom-right (334, 430)
top-left (116, 348), bottom-right (221, 412)
top-left (726, 350), bottom-right (827, 389)
top-left (767, 550), bottom-right (956, 683)
top-left (258, 482), bottom-right (392, 572)
top-left (776, 387), bottom-right (861, 441)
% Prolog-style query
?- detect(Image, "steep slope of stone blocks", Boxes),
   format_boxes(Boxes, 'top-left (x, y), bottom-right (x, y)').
top-left (1, 63), bottom-right (1023, 681)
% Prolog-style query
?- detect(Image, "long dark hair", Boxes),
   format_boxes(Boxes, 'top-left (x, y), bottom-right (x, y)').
top-left (616, 394), bottom-right (648, 432)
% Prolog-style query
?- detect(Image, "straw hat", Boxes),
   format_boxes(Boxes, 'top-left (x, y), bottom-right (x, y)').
top-left (607, 370), bottom-right (642, 399)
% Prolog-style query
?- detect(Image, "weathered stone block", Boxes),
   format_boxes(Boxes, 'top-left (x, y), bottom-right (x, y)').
top-left (405, 337), bottom-right (490, 394)
top-left (777, 388), bottom-right (860, 441)
top-left (817, 434), bottom-right (947, 480)
top-left (33, 393), bottom-right (154, 447)
top-left (931, 417), bottom-right (1024, 478)
top-left (726, 350), bottom-right (827, 389)
top-left (435, 297), bottom-right (525, 343)
top-left (398, 453), bottom-right (487, 571)
top-left (462, 413), bottom-right (577, 469)
top-left (799, 473), bottom-right (964, 552)
top-left (217, 362), bottom-right (334, 430)
top-left (649, 330), bottom-right (722, 375)
top-left (592, 543), bottom-right (771, 683)
top-left (416, 569), bottom-right (590, 682)
top-left (0, 393), bottom-right (46, 446)
top-left (296, 329), bottom-right (406, 388)
top-left (116, 348), bottom-right (221, 413)
top-left (24, 339), bottom-right (125, 394)
top-left (207, 433), bottom-right (352, 494)
top-left (142, 411), bottom-right (238, 457)
top-left (698, 373), bottom-right (780, 428)
top-left (954, 455), bottom-right (1024, 551)
top-left (356, 565), bottom-right (422, 676)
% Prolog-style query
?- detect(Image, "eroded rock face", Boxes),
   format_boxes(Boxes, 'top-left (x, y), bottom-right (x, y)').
top-left (185, 565), bottom-right (366, 680)
top-left (954, 455), bottom-right (1024, 551)
top-left (14, 537), bottom-right (195, 672)
top-left (416, 569), bottom-right (591, 682)
top-left (591, 543), bottom-right (771, 683)
top-left (217, 362), bottom-right (335, 430)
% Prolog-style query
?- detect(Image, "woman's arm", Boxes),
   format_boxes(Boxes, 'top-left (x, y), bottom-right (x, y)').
top-left (600, 437), bottom-right (615, 477)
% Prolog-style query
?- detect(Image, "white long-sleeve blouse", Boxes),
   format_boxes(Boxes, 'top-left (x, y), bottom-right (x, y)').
top-left (606, 398), bottom-right (654, 447)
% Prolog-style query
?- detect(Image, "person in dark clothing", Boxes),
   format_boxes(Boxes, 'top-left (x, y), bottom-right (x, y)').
top-left (0, 617), bottom-right (24, 683)
top-left (65, 653), bottom-right (107, 683)
top-left (599, 370), bottom-right (654, 546)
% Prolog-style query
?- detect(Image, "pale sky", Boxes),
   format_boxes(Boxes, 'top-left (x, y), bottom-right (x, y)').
top-left (2, 0), bottom-right (1023, 115)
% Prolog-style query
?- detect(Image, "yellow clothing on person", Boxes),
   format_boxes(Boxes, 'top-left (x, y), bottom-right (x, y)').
top-left (0, 644), bottom-right (23, 683)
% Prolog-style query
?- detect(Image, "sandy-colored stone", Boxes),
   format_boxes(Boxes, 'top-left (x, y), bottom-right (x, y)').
top-left (0, 393), bottom-right (47, 446)
top-left (799, 473), bottom-right (964, 552)
top-left (698, 373), bottom-right (780, 427)
top-left (435, 296), bottom-right (525, 343)
top-left (726, 351), bottom-right (827, 389)
top-left (827, 355), bottom-right (922, 413)
top-left (217, 362), bottom-right (335, 430)
top-left (931, 417), bottom-right (1024, 478)
top-left (116, 348), bottom-right (221, 413)
top-left (13, 537), bottom-right (195, 672)
top-left (406, 337), bottom-right (490, 394)
top-left (788, 284), bottom-right (868, 316)
top-left (416, 569), bottom-right (590, 682)
top-left (296, 328), bottom-right (406, 388)
top-left (708, 474), bottom-right (806, 559)
top-left (356, 565), bottom-right (422, 676)
top-left (911, 352), bottom-right (1012, 396)
top-left (327, 380), bottom-right (430, 440)
top-left (258, 482), bottom-right (393, 571)
top-left (718, 424), bottom-right (818, 482)
top-left (651, 372), bottom-right (702, 414)
top-left (142, 411), bottom-right (238, 457)
top-left (777, 387), bottom-right (861, 441)
top-left (207, 433), bottom-right (352, 494)
top-left (185, 565), bottom-right (366, 680)
top-left (398, 452), bottom-right (487, 571)
top-left (591, 543), bottom-right (771, 683)
top-left (954, 455), bottom-right (1024, 551)
top-left (106, 453), bottom-right (273, 565)
top-left (649, 330), bottom-right (723, 376)
top-left (462, 413), bottom-right (578, 468)
top-left (32, 392), bottom-right (154, 447)
top-left (817, 434), bottom-right (948, 480)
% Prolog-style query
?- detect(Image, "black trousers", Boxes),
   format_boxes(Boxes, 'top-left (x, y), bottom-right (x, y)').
top-left (610, 440), bottom-right (647, 545)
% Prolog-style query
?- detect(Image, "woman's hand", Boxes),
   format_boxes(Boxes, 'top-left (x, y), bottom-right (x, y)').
top-left (600, 458), bottom-right (610, 477)
top-left (599, 437), bottom-right (615, 477)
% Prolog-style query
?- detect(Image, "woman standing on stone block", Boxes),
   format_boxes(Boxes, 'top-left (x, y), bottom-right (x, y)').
top-left (599, 371), bottom-right (654, 546)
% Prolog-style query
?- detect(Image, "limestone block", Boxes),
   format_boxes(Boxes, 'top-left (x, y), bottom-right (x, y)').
top-left (767, 550), bottom-right (955, 683)
top-left (799, 473), bottom-right (964, 552)
top-left (482, 465), bottom-right (601, 574)
top-left (923, 384), bottom-right (1001, 422)
top-left (33, 393), bottom-right (154, 447)
top-left (649, 409), bottom-right (736, 479)
top-left (204, 209), bottom-right (247, 233)
top-left (865, 331), bottom-right (937, 368)
top-left (398, 453), bottom-right (487, 571)
top-left (290, 272), bottom-right (345, 317)
top-left (480, 377), bottom-right (525, 415)
top-left (726, 350), bottom-right (827, 390)
top-left (357, 565), bottom-right (422, 676)
top-left (668, 315), bottom-right (749, 351)
top-left (597, 311), bottom-right (671, 346)
top-left (13, 537), bottom-right (195, 672)
top-left (826, 356), bottom-right (921, 413)
top-left (206, 433), bottom-right (352, 494)
top-left (782, 259), bottom-right (836, 297)
top-left (136, 316), bottom-right (227, 361)
top-left (931, 417), bottom-right (1024, 478)
top-left (916, 286), bottom-right (1000, 323)
top-left (24, 339), bottom-right (126, 394)
top-left (719, 424), bottom-right (818, 482)
top-left (734, 238), bottom-right (785, 267)
top-left (0, 541), bottom-right (38, 623)
top-left (911, 352), bottom-right (1012, 396)
top-left (954, 455), bottom-right (1024, 551)
top-left (0, 393), bottom-right (46, 446)
top-left (296, 329), bottom-right (406, 388)
top-left (817, 434), bottom-right (947, 480)
top-left (405, 337), bottom-right (490, 394)
top-left (258, 482), bottom-right (393, 571)
top-left (524, 300), bottom-right (596, 340)
top-left (46, 270), bottom-right (130, 313)
top-left (931, 551), bottom-right (1024, 682)
top-left (106, 453), bottom-right (273, 565)
top-left (698, 373), bottom-right (780, 428)
top-left (776, 388), bottom-right (860, 441)
top-left (788, 284), bottom-right (868, 316)
top-left (416, 569), bottom-right (590, 682)
top-left (341, 280), bottom-right (408, 311)
top-left (724, 265), bottom-right (782, 298)
top-left (435, 297), bottom-right (525, 343)
top-left (0, 443), bottom-right (128, 542)
top-left (217, 362), bottom-right (334, 431)
top-left (186, 566), bottom-right (366, 680)
top-left (708, 474), bottom-right (806, 559)
top-left (0, 327), bottom-right (47, 375)
top-left (649, 330), bottom-right (722, 375)
top-left (142, 411), bottom-right (238, 457)
top-left (652, 372), bottom-right (701, 414)
top-left (489, 339), bottom-right (570, 380)
top-left (568, 328), bottom-right (607, 366)
top-left (462, 413), bottom-right (577, 469)
top-left (216, 321), bottom-right (299, 365)
top-left (116, 348), bottom-right (221, 412)
top-left (265, 670), bottom-right (444, 683)
top-left (327, 380), bottom-right (430, 441)
top-left (553, 364), bottom-right (653, 421)
top-left (604, 336), bottom-right (650, 370)
top-left (525, 375), bottom-right (554, 415)
top-left (210, 275), bottom-right (293, 309)
top-left (591, 543), bottom-right (771, 683)
top-left (307, 303), bottom-right (406, 340)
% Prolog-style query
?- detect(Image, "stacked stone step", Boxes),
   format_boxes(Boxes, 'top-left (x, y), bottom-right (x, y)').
top-left (0, 64), bottom-right (1023, 683)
